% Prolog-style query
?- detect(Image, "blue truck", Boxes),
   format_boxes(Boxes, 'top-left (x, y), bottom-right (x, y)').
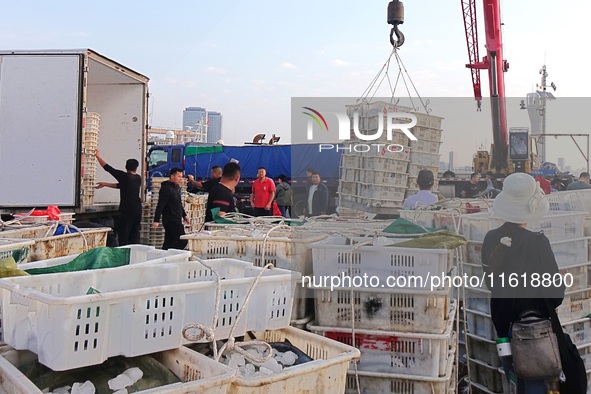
top-left (147, 143), bottom-right (344, 215)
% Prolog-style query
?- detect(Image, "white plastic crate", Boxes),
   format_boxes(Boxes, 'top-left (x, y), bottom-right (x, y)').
top-left (578, 341), bottom-right (591, 371)
top-left (465, 308), bottom-right (495, 341)
top-left (408, 150), bottom-right (440, 167)
top-left (11, 212), bottom-right (75, 225)
top-left (358, 183), bottom-right (407, 201)
top-left (557, 287), bottom-right (591, 322)
top-left (0, 226), bottom-right (110, 261)
top-left (310, 235), bottom-right (454, 289)
top-left (547, 190), bottom-right (591, 212)
top-left (0, 238), bottom-right (35, 263)
top-left (407, 176), bottom-right (439, 190)
top-left (308, 308), bottom-right (455, 377)
top-left (562, 317), bottom-right (591, 346)
top-left (344, 350), bottom-right (455, 394)
top-left (313, 287), bottom-right (454, 333)
top-left (18, 244), bottom-right (192, 271)
top-left (229, 326), bottom-right (359, 394)
top-left (363, 156), bottom-right (408, 173)
top-left (466, 332), bottom-right (500, 368)
top-left (0, 258), bottom-right (297, 370)
top-left (183, 229), bottom-right (326, 275)
top-left (464, 286), bottom-right (491, 315)
top-left (341, 154), bottom-right (363, 168)
top-left (468, 357), bottom-right (504, 393)
top-left (410, 126), bottom-right (443, 142)
top-left (339, 181), bottom-right (358, 196)
top-left (409, 139), bottom-right (442, 154)
top-left (0, 345), bottom-right (235, 394)
top-left (466, 238), bottom-right (589, 268)
top-left (359, 169), bottom-right (408, 186)
top-left (340, 167), bottom-right (360, 182)
top-left (462, 211), bottom-right (586, 242)
top-left (407, 163), bottom-right (439, 178)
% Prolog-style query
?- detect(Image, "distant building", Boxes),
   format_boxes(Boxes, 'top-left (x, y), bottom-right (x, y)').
top-left (183, 107), bottom-right (207, 131)
top-left (448, 152), bottom-right (454, 171)
top-left (207, 111), bottom-right (223, 143)
top-left (557, 157), bottom-right (564, 171)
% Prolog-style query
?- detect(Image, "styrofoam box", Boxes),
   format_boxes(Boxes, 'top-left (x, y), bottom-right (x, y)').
top-left (466, 332), bottom-right (500, 368)
top-left (313, 287), bottom-right (454, 333)
top-left (310, 236), bottom-right (454, 289)
top-left (0, 238), bottom-right (35, 263)
top-left (0, 345), bottom-right (235, 394)
top-left (0, 259), bottom-right (298, 370)
top-left (344, 348), bottom-right (455, 394)
top-left (182, 229), bottom-right (327, 275)
top-left (562, 317), bottom-right (591, 346)
top-left (468, 357), bottom-right (504, 393)
top-left (465, 308), bottom-right (496, 341)
top-left (308, 309), bottom-right (455, 377)
top-left (229, 327), bottom-right (359, 394)
top-left (461, 211), bottom-right (586, 242)
top-left (466, 238), bottom-right (589, 268)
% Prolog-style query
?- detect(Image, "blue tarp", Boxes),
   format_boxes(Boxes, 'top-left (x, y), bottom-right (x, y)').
top-left (184, 144), bottom-right (342, 181)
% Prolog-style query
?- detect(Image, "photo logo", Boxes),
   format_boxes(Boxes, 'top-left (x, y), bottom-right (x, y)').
top-left (303, 106), bottom-right (417, 142)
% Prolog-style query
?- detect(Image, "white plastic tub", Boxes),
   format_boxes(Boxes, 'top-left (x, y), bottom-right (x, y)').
top-left (310, 236), bottom-right (454, 289)
top-left (0, 258), bottom-right (298, 370)
top-left (308, 310), bottom-right (456, 377)
top-left (228, 326), bottom-right (359, 394)
top-left (0, 345), bottom-right (235, 394)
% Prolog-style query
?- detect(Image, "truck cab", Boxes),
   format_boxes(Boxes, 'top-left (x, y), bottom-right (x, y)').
top-left (147, 143), bottom-right (184, 185)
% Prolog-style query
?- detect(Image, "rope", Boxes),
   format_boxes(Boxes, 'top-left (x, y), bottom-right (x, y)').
top-left (181, 257), bottom-right (275, 364)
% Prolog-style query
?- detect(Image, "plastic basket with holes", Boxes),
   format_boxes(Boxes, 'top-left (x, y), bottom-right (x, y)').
top-left (0, 226), bottom-right (110, 261)
top-left (0, 258), bottom-right (298, 370)
top-left (308, 304), bottom-right (456, 377)
top-left (309, 235), bottom-right (455, 288)
top-left (228, 326), bottom-right (359, 394)
top-left (0, 345), bottom-right (235, 394)
top-left (182, 229), bottom-right (327, 274)
top-left (313, 287), bottom-right (454, 334)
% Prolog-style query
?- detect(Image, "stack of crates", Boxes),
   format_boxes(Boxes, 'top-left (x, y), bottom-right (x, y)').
top-left (405, 113), bottom-right (443, 199)
top-left (308, 235), bottom-right (458, 393)
top-left (184, 194), bottom-right (208, 233)
top-left (140, 177), bottom-right (188, 248)
top-left (461, 210), bottom-right (591, 393)
top-left (81, 112), bottom-right (100, 207)
top-left (337, 101), bottom-right (443, 215)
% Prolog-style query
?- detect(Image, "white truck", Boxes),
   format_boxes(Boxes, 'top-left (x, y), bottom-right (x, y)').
top-left (0, 49), bottom-right (149, 221)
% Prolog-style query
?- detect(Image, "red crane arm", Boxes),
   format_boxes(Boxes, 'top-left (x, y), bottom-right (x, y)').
top-left (461, 0), bottom-right (482, 109)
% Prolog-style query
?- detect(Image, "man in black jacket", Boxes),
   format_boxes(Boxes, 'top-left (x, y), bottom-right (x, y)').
top-left (152, 168), bottom-right (190, 250)
top-left (95, 149), bottom-right (142, 246)
top-left (305, 172), bottom-right (328, 216)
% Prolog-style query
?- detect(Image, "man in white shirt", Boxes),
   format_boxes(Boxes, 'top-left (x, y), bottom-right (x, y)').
top-left (402, 170), bottom-right (439, 209)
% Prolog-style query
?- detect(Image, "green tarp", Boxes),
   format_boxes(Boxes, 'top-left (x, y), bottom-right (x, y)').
top-left (392, 230), bottom-right (468, 249)
top-left (383, 218), bottom-right (447, 234)
top-left (24, 247), bottom-right (131, 275)
top-left (185, 145), bottom-right (223, 156)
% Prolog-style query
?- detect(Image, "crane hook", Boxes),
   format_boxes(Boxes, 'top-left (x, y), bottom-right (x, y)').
top-left (387, 0), bottom-right (405, 48)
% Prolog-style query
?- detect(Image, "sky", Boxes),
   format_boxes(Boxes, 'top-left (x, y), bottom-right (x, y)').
top-left (1, 0), bottom-right (590, 169)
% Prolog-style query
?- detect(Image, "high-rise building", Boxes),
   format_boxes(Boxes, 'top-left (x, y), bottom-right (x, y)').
top-left (182, 107), bottom-right (207, 130)
top-left (207, 111), bottom-right (223, 143)
top-left (557, 157), bottom-right (564, 171)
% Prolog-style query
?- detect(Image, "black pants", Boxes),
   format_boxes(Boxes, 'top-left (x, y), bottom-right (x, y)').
top-left (254, 208), bottom-right (272, 217)
top-left (162, 217), bottom-right (188, 250)
top-left (118, 211), bottom-right (141, 246)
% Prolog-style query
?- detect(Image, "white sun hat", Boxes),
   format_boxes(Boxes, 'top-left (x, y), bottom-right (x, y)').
top-left (492, 172), bottom-right (549, 223)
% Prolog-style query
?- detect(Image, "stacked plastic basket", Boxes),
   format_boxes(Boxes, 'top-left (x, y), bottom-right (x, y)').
top-left (81, 112), bottom-right (100, 207)
top-left (337, 101), bottom-right (444, 215)
top-left (184, 194), bottom-right (208, 232)
top-left (461, 210), bottom-right (591, 393)
top-left (308, 235), bottom-right (458, 393)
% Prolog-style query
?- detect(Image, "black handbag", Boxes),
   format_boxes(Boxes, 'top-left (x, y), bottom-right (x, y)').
top-left (545, 299), bottom-right (587, 393)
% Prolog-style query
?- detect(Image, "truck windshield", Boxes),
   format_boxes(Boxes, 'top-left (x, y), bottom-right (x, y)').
top-left (148, 149), bottom-right (168, 169)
